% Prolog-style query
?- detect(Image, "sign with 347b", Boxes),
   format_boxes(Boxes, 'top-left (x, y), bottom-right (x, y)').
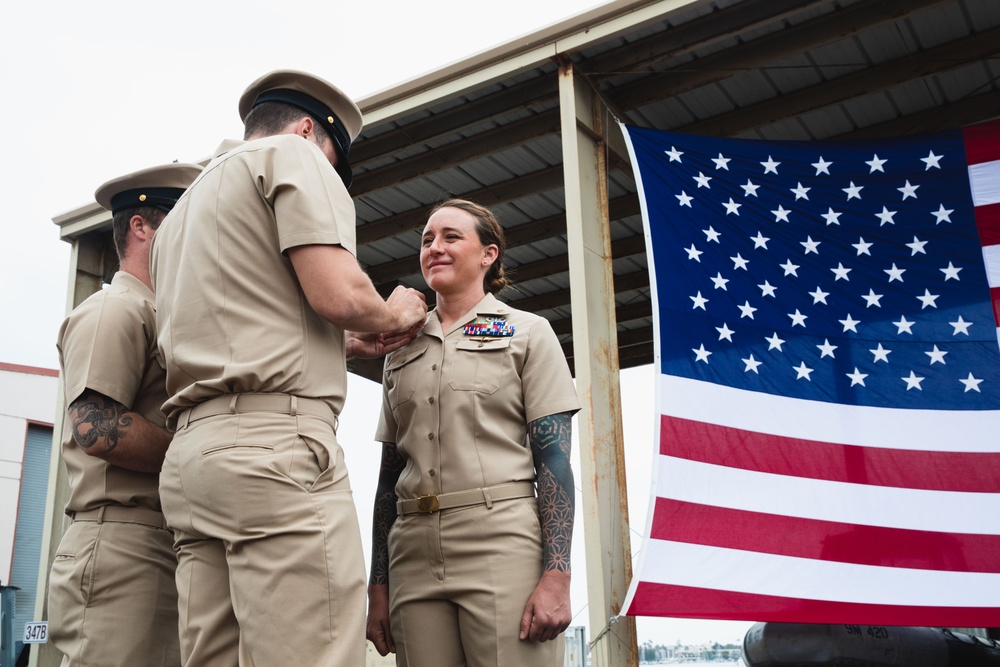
top-left (23, 621), bottom-right (47, 643)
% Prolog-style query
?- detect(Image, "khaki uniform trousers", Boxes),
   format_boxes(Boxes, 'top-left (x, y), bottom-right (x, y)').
top-left (388, 497), bottom-right (564, 667)
top-left (159, 402), bottom-right (366, 667)
top-left (48, 508), bottom-right (180, 667)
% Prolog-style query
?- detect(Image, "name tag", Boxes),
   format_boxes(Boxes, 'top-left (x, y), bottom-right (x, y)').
top-left (23, 621), bottom-right (48, 644)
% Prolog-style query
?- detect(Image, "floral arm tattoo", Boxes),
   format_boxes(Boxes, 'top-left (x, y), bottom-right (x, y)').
top-left (69, 390), bottom-right (133, 455)
top-left (529, 411), bottom-right (575, 573)
top-left (370, 441), bottom-right (405, 586)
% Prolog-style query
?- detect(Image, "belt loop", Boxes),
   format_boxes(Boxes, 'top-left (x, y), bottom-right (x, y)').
top-left (229, 394), bottom-right (239, 415)
top-left (96, 506), bottom-right (107, 523)
top-left (290, 395), bottom-right (298, 417)
top-left (483, 487), bottom-right (494, 509)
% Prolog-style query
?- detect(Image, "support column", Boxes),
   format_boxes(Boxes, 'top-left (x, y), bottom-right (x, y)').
top-left (558, 62), bottom-right (638, 667)
top-left (29, 237), bottom-right (107, 667)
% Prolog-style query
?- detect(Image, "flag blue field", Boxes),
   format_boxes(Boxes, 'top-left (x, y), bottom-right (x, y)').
top-left (621, 120), bottom-right (1000, 626)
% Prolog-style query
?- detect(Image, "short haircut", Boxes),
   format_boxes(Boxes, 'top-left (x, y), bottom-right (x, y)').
top-left (243, 100), bottom-right (328, 147)
top-left (111, 207), bottom-right (166, 261)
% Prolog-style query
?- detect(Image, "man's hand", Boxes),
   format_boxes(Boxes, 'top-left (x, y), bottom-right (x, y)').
top-left (366, 584), bottom-right (395, 656)
top-left (346, 321), bottom-right (423, 360)
top-left (386, 285), bottom-right (427, 331)
top-left (519, 571), bottom-right (571, 642)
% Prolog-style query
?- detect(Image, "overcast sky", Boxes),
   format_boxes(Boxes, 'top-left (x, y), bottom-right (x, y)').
top-left (0, 0), bottom-right (754, 649)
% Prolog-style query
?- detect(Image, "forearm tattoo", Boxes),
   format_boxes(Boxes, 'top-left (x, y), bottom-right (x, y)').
top-left (529, 412), bottom-right (575, 573)
top-left (69, 392), bottom-right (133, 455)
top-left (370, 442), bottom-right (405, 586)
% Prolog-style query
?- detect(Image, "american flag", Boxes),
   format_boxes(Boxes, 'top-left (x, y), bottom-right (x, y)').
top-left (620, 120), bottom-right (1000, 626)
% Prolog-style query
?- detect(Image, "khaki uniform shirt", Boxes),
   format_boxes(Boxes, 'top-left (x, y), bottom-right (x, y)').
top-left (376, 293), bottom-right (581, 499)
top-left (150, 135), bottom-right (357, 426)
top-left (56, 271), bottom-right (166, 513)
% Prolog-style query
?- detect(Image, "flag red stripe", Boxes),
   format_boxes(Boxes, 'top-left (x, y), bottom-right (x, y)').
top-left (963, 118), bottom-right (1000, 165)
top-left (626, 582), bottom-right (1000, 625)
top-left (649, 498), bottom-right (1000, 573)
top-left (991, 286), bottom-right (1000, 327)
top-left (975, 202), bottom-right (1000, 246)
top-left (660, 415), bottom-right (1000, 492)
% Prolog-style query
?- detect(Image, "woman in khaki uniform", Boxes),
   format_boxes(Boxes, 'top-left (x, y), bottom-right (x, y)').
top-left (366, 199), bottom-right (581, 666)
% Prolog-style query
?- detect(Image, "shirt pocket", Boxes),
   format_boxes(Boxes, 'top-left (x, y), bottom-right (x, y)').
top-left (384, 342), bottom-right (429, 408)
top-left (448, 337), bottom-right (512, 393)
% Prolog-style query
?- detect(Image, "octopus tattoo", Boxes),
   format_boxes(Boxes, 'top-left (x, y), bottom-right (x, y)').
top-left (69, 392), bottom-right (133, 455)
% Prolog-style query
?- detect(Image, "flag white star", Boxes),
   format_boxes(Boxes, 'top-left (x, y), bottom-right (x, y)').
top-left (925, 345), bottom-right (948, 365)
top-left (884, 264), bottom-right (905, 282)
top-left (831, 263), bottom-right (852, 281)
top-left (741, 179), bottom-right (760, 197)
top-left (788, 309), bottom-right (807, 327)
top-left (950, 316), bottom-right (972, 335)
top-left (712, 153), bottom-right (731, 170)
top-left (901, 371), bottom-right (925, 391)
top-left (693, 171), bottom-right (712, 188)
top-left (843, 181), bottom-right (863, 200)
top-left (862, 289), bottom-right (883, 308)
top-left (800, 236), bottom-right (820, 254)
top-left (960, 372), bottom-right (983, 393)
top-left (809, 287), bottom-right (829, 305)
top-left (897, 180), bottom-right (919, 200)
top-left (693, 344), bottom-right (712, 363)
top-left (852, 238), bottom-right (873, 256)
top-left (893, 316), bottom-right (915, 334)
top-left (751, 232), bottom-right (770, 249)
top-left (665, 146), bottom-right (684, 162)
top-left (722, 198), bottom-right (741, 215)
top-left (731, 254), bottom-right (749, 270)
top-left (690, 291), bottom-right (708, 310)
top-left (772, 205), bottom-right (791, 223)
top-left (766, 332), bottom-right (785, 351)
top-left (921, 150), bottom-right (942, 170)
top-left (758, 280), bottom-right (777, 298)
top-left (875, 207), bottom-right (897, 226)
top-left (790, 182), bottom-right (811, 200)
top-left (821, 208), bottom-right (842, 226)
top-left (817, 339), bottom-right (837, 358)
top-left (869, 343), bottom-right (891, 363)
top-left (676, 191), bottom-right (693, 207)
top-left (685, 244), bottom-right (703, 261)
top-left (840, 314), bottom-right (860, 333)
top-left (866, 154), bottom-right (887, 173)
top-left (794, 362), bottom-right (814, 380)
top-left (917, 289), bottom-right (940, 309)
top-left (716, 323), bottom-right (735, 342)
top-left (940, 262), bottom-right (962, 281)
top-left (812, 156), bottom-right (832, 175)
top-left (761, 156), bottom-right (780, 174)
top-left (931, 204), bottom-right (953, 224)
top-left (703, 226), bottom-right (721, 243)
top-left (738, 301), bottom-right (757, 319)
top-left (906, 236), bottom-right (928, 255)
top-left (780, 260), bottom-right (800, 277)
top-left (710, 272), bottom-right (729, 290)
top-left (742, 354), bottom-right (763, 373)
top-left (847, 367), bottom-right (868, 387)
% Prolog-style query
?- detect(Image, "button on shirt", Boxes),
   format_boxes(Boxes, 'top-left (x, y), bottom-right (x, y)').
top-left (376, 293), bottom-right (581, 500)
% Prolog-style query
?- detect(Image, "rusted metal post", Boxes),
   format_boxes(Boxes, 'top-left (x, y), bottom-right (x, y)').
top-left (558, 60), bottom-right (638, 667)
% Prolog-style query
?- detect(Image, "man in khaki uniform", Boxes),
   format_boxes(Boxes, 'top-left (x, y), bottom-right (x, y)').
top-left (150, 69), bottom-right (426, 667)
top-left (49, 162), bottom-right (202, 666)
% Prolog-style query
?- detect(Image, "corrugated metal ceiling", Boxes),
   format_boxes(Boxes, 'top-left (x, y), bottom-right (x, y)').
top-left (346, 0), bottom-right (1000, 380)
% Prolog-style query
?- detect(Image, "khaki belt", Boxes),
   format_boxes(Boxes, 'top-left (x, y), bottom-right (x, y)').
top-left (396, 482), bottom-right (535, 515)
top-left (71, 505), bottom-right (167, 529)
top-left (180, 392), bottom-right (337, 429)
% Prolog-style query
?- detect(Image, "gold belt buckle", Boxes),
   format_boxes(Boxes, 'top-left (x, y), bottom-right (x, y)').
top-left (416, 494), bottom-right (440, 513)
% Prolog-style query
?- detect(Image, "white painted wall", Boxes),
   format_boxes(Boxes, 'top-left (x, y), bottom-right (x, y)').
top-left (0, 365), bottom-right (58, 582)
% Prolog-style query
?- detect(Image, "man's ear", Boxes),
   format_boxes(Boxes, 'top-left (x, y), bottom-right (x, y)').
top-left (130, 214), bottom-right (153, 242)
